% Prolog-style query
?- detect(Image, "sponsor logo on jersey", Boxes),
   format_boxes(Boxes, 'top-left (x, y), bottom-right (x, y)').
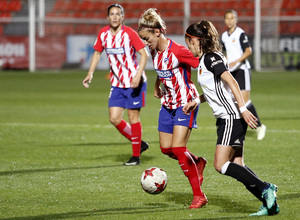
top-left (106, 47), bottom-right (125, 55)
top-left (155, 69), bottom-right (173, 78)
top-left (211, 59), bottom-right (223, 68)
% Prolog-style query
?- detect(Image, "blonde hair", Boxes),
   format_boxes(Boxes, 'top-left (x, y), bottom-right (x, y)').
top-left (138, 8), bottom-right (166, 34)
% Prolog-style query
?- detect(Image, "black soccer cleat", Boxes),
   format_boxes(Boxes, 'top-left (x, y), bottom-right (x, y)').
top-left (140, 141), bottom-right (149, 154)
top-left (123, 156), bottom-right (140, 166)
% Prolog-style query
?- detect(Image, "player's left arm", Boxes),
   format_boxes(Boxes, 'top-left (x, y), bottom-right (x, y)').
top-left (131, 48), bottom-right (148, 88)
top-left (230, 33), bottom-right (252, 68)
top-left (128, 27), bottom-right (149, 88)
top-left (221, 71), bottom-right (257, 129)
top-left (237, 33), bottom-right (252, 62)
top-left (183, 94), bottom-right (206, 115)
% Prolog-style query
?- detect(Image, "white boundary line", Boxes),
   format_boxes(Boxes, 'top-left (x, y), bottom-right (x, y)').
top-left (0, 122), bottom-right (299, 133)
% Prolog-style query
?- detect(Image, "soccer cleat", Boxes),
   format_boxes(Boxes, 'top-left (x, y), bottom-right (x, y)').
top-left (189, 194), bottom-right (208, 209)
top-left (268, 201), bottom-right (280, 215)
top-left (123, 156), bottom-right (140, 166)
top-left (262, 183), bottom-right (277, 209)
top-left (249, 202), bottom-right (280, 216)
top-left (196, 157), bottom-right (207, 186)
top-left (256, 124), bottom-right (266, 140)
top-left (249, 204), bottom-right (268, 216)
top-left (140, 141), bottom-right (149, 154)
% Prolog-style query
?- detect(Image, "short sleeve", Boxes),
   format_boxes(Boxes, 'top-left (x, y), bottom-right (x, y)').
top-left (239, 33), bottom-right (251, 52)
top-left (204, 53), bottom-right (228, 76)
top-left (125, 26), bottom-right (145, 52)
top-left (93, 29), bottom-right (105, 52)
top-left (174, 45), bottom-right (199, 68)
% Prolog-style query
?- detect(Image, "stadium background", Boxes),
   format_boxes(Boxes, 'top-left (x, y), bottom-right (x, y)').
top-left (0, 0), bottom-right (299, 71)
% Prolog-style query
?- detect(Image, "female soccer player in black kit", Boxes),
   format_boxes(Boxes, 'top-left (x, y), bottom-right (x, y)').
top-left (183, 20), bottom-right (279, 216)
top-left (221, 10), bottom-right (266, 140)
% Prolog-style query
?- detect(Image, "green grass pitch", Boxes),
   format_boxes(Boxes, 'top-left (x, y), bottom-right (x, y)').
top-left (0, 69), bottom-right (299, 219)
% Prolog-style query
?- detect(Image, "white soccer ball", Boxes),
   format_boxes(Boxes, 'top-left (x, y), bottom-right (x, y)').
top-left (141, 167), bottom-right (167, 194)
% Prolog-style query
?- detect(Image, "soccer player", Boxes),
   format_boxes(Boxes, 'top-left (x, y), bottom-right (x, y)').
top-left (138, 8), bottom-right (207, 209)
top-left (184, 20), bottom-right (279, 216)
top-left (221, 9), bottom-right (266, 140)
top-left (82, 4), bottom-right (149, 166)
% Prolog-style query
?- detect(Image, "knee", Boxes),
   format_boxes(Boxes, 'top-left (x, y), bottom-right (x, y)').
top-left (109, 116), bottom-right (121, 126)
top-left (214, 160), bottom-right (230, 174)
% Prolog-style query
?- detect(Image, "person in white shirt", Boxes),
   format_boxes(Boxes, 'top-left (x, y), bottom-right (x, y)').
top-left (183, 20), bottom-right (279, 216)
top-left (221, 9), bottom-right (266, 140)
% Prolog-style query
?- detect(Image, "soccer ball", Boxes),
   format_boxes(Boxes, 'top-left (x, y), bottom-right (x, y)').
top-left (141, 167), bottom-right (167, 194)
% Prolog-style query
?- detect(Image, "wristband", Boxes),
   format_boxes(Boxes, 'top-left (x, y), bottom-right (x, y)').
top-left (194, 97), bottom-right (200, 105)
top-left (239, 106), bottom-right (247, 113)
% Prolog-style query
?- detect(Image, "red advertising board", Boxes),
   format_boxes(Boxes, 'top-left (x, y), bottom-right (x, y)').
top-left (0, 36), bottom-right (66, 69)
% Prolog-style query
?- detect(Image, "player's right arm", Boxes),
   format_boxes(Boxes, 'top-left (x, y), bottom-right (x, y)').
top-left (153, 76), bottom-right (162, 99)
top-left (83, 51), bottom-right (102, 88)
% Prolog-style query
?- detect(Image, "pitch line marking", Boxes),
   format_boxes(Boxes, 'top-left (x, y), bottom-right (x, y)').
top-left (0, 122), bottom-right (299, 133)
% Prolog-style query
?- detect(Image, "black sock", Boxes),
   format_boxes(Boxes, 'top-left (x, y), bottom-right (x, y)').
top-left (245, 166), bottom-right (266, 203)
top-left (224, 162), bottom-right (268, 193)
top-left (246, 102), bottom-right (262, 126)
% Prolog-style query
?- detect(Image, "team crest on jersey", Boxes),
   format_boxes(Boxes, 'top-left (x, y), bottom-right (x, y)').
top-left (164, 57), bottom-right (170, 65)
top-left (198, 67), bottom-right (202, 75)
top-left (156, 69), bottom-right (173, 78)
top-left (232, 38), bottom-right (236, 43)
top-left (106, 47), bottom-right (125, 55)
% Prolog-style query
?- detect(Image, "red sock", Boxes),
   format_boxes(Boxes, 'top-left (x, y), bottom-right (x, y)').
top-left (172, 147), bottom-right (203, 196)
top-left (188, 150), bottom-right (198, 163)
top-left (115, 119), bottom-right (131, 141)
top-left (131, 122), bottom-right (142, 157)
top-left (160, 147), bottom-right (178, 160)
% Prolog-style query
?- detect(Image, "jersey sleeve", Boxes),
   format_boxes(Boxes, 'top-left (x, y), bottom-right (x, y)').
top-left (204, 53), bottom-right (228, 76)
top-left (93, 29), bottom-right (105, 52)
top-left (174, 45), bottom-right (199, 68)
top-left (126, 26), bottom-right (145, 52)
top-left (239, 32), bottom-right (251, 52)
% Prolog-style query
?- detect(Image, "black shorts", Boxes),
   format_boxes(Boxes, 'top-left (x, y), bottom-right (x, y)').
top-left (231, 68), bottom-right (251, 91)
top-left (216, 118), bottom-right (248, 147)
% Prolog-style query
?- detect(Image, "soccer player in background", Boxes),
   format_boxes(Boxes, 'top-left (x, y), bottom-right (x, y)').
top-left (221, 9), bottom-right (266, 140)
top-left (138, 8), bottom-right (207, 209)
top-left (184, 20), bottom-right (279, 216)
top-left (83, 4), bottom-right (149, 166)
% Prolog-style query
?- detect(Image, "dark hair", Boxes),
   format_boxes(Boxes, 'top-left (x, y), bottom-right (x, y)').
top-left (185, 20), bottom-right (222, 54)
top-left (107, 4), bottom-right (124, 16)
top-left (224, 9), bottom-right (238, 19)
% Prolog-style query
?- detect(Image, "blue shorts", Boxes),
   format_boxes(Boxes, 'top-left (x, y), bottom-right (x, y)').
top-left (108, 82), bottom-right (147, 109)
top-left (158, 105), bottom-right (199, 134)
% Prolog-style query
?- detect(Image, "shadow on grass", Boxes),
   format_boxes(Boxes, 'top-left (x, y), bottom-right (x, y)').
top-left (0, 205), bottom-right (180, 220)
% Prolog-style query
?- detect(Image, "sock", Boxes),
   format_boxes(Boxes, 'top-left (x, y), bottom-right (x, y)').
top-left (160, 147), bottom-right (178, 160)
top-left (172, 147), bottom-right (203, 196)
top-left (246, 100), bottom-right (262, 126)
top-left (245, 166), bottom-right (266, 203)
top-left (221, 161), bottom-right (268, 193)
top-left (131, 122), bottom-right (142, 157)
top-left (115, 119), bottom-right (132, 141)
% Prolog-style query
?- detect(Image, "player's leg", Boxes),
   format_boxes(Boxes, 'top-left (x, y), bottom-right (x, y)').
top-left (243, 68), bottom-right (266, 140)
top-left (127, 108), bottom-right (142, 158)
top-left (172, 125), bottom-right (207, 209)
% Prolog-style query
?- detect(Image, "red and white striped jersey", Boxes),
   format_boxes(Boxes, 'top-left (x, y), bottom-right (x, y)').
top-left (94, 25), bottom-right (146, 88)
top-left (151, 39), bottom-right (199, 109)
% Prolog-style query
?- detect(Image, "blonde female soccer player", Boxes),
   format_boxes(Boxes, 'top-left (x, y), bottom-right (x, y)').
top-left (138, 8), bottom-right (207, 209)
top-left (83, 4), bottom-right (149, 166)
top-left (184, 20), bottom-right (279, 216)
